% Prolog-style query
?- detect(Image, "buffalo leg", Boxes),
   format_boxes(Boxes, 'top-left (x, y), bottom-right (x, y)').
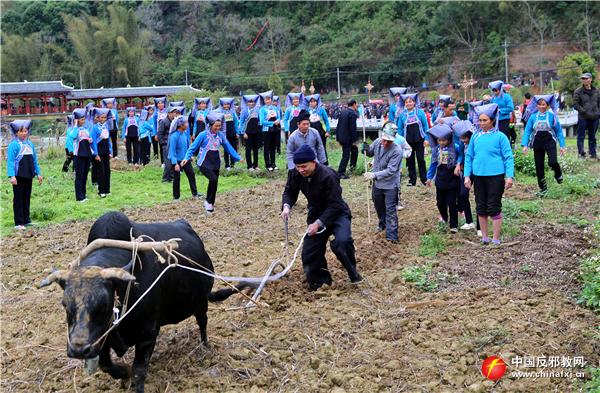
top-left (99, 344), bottom-right (132, 380)
top-left (194, 301), bottom-right (209, 346)
top-left (133, 337), bottom-right (157, 393)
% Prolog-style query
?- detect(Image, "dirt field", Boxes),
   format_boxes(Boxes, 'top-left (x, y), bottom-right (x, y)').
top-left (1, 177), bottom-right (598, 392)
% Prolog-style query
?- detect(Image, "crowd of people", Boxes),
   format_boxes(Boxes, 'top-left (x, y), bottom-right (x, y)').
top-left (6, 73), bottom-right (599, 290)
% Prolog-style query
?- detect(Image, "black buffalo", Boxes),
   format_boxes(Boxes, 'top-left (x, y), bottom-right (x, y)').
top-left (41, 211), bottom-right (253, 392)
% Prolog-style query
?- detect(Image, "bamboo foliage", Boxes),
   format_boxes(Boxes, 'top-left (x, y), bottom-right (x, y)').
top-left (64, 4), bottom-right (150, 88)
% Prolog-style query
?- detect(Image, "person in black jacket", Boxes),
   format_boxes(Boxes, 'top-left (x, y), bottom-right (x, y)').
top-left (281, 145), bottom-right (362, 291)
top-left (573, 73), bottom-right (600, 159)
top-left (336, 99), bottom-right (359, 179)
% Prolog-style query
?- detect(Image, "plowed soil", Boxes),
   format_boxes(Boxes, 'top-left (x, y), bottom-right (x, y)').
top-left (1, 177), bottom-right (598, 393)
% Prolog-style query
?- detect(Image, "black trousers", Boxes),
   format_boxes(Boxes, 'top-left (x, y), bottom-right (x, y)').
top-left (224, 135), bottom-right (238, 168)
top-left (161, 144), bottom-right (173, 181)
top-left (407, 139), bottom-right (426, 185)
top-left (91, 158), bottom-right (100, 184)
top-left (125, 137), bottom-right (140, 164)
top-left (152, 138), bottom-right (159, 159)
top-left (577, 118), bottom-right (598, 157)
top-left (173, 161), bottom-right (198, 199)
top-left (97, 155), bottom-right (111, 194)
top-left (13, 176), bottom-right (33, 226)
top-left (320, 133), bottom-right (329, 165)
top-left (199, 164), bottom-right (219, 204)
top-left (140, 138), bottom-right (151, 165)
top-left (74, 156), bottom-right (90, 201)
top-left (62, 149), bottom-right (74, 172)
top-left (436, 186), bottom-right (459, 229)
top-left (338, 143), bottom-right (358, 175)
top-left (534, 145), bottom-right (562, 191)
top-left (373, 186), bottom-right (399, 241)
top-left (245, 133), bottom-right (260, 169)
top-left (473, 174), bottom-right (505, 217)
top-left (276, 127), bottom-right (282, 154)
top-left (458, 180), bottom-right (474, 225)
top-left (498, 119), bottom-right (512, 146)
top-left (263, 132), bottom-right (278, 169)
top-left (301, 214), bottom-right (360, 290)
top-left (109, 131), bottom-right (118, 157)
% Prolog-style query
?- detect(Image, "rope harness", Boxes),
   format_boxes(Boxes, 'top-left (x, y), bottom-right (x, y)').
top-left (88, 223), bottom-right (323, 346)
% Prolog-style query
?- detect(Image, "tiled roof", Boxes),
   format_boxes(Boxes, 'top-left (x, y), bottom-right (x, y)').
top-left (0, 80), bottom-right (74, 94)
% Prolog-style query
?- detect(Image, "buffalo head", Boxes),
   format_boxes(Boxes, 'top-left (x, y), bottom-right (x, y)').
top-left (41, 267), bottom-right (135, 359)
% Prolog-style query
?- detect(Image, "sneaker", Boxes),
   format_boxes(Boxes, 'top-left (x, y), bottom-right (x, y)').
top-left (248, 168), bottom-right (255, 172)
top-left (376, 225), bottom-right (385, 232)
top-left (339, 173), bottom-right (350, 180)
top-left (99, 193), bottom-right (107, 198)
top-left (481, 237), bottom-right (491, 245)
top-left (386, 238), bottom-right (399, 244)
top-left (450, 228), bottom-right (458, 234)
top-left (492, 239), bottom-right (501, 246)
top-left (556, 176), bottom-right (563, 184)
top-left (536, 189), bottom-right (548, 198)
top-left (254, 167), bottom-right (260, 171)
top-left (407, 182), bottom-right (416, 187)
top-left (226, 167), bottom-right (232, 171)
top-left (477, 230), bottom-right (483, 237)
top-left (173, 197), bottom-right (180, 201)
top-left (268, 167), bottom-right (274, 172)
top-left (25, 222), bottom-right (34, 227)
top-left (161, 163), bottom-right (165, 169)
top-left (397, 203), bottom-right (404, 211)
top-left (14, 225), bottom-right (26, 230)
top-left (204, 200), bottom-right (214, 212)
top-left (438, 216), bottom-right (445, 223)
top-left (460, 223), bottom-right (476, 230)
top-left (579, 153), bottom-right (586, 159)
top-left (79, 198), bottom-right (88, 203)
top-left (274, 166), bottom-right (279, 170)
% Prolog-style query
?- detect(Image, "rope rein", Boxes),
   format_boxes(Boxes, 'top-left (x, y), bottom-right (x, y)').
top-left (89, 224), bottom-right (320, 346)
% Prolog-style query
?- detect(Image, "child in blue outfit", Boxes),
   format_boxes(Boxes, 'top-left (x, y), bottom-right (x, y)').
top-left (521, 94), bottom-right (566, 195)
top-left (62, 115), bottom-right (76, 173)
top-left (216, 98), bottom-right (240, 170)
top-left (91, 108), bottom-right (113, 197)
top-left (168, 116), bottom-right (198, 201)
top-left (72, 108), bottom-right (96, 202)
top-left (6, 120), bottom-right (43, 229)
top-left (122, 107), bottom-right (141, 166)
top-left (139, 105), bottom-right (155, 166)
top-left (426, 123), bottom-right (463, 233)
top-left (182, 111), bottom-right (241, 213)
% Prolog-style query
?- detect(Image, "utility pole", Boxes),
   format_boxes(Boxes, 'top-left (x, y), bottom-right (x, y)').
top-left (504, 39), bottom-right (509, 83)
top-left (185, 69), bottom-right (188, 85)
top-left (79, 72), bottom-right (83, 89)
top-left (337, 68), bottom-right (341, 99)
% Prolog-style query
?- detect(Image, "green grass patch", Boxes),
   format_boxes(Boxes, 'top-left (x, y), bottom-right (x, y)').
top-left (0, 156), bottom-right (266, 234)
top-left (418, 232), bottom-right (447, 257)
top-left (544, 173), bottom-right (600, 199)
top-left (577, 222), bottom-right (600, 312)
top-left (401, 262), bottom-right (438, 292)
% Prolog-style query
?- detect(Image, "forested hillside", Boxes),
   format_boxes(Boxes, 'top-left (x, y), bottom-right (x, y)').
top-left (1, 1), bottom-right (598, 95)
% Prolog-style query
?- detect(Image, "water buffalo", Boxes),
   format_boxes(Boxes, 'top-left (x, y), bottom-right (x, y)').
top-left (41, 211), bottom-right (254, 392)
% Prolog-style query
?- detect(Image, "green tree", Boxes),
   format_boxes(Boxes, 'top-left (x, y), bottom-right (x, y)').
top-left (557, 52), bottom-right (597, 106)
top-left (65, 4), bottom-right (151, 87)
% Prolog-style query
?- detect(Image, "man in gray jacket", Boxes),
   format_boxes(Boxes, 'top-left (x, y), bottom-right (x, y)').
top-left (286, 110), bottom-right (327, 170)
top-left (363, 122), bottom-right (402, 243)
top-left (573, 72), bottom-right (600, 159)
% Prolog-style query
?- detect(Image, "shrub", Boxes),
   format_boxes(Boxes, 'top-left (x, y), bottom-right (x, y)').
top-left (402, 263), bottom-right (438, 292)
